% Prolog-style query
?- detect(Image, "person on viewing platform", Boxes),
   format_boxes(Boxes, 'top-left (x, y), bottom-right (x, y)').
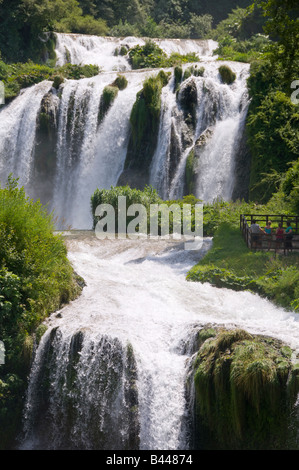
top-left (275, 223), bottom-right (284, 253)
top-left (284, 220), bottom-right (293, 255)
top-left (250, 220), bottom-right (265, 249)
top-left (264, 221), bottom-right (272, 250)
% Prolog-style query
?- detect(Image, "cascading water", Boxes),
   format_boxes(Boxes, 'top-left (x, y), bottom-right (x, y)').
top-left (54, 33), bottom-right (218, 70)
top-left (150, 61), bottom-right (250, 200)
top-left (0, 81), bottom-right (54, 186)
top-left (0, 35), bottom-right (274, 449)
top-left (0, 34), bottom-right (249, 228)
top-left (19, 233), bottom-right (299, 450)
top-left (51, 71), bottom-right (151, 228)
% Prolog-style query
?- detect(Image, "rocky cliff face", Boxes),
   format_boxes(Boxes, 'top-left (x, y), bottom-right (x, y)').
top-left (34, 90), bottom-right (60, 204)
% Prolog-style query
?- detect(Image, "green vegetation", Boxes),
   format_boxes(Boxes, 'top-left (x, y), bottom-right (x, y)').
top-left (0, 61), bottom-right (100, 102)
top-left (0, 0), bottom-right (108, 62)
top-left (91, 185), bottom-right (162, 231)
top-left (91, 185), bottom-right (202, 238)
top-left (98, 86), bottom-right (119, 124)
top-left (98, 74), bottom-right (128, 124)
top-left (128, 40), bottom-right (200, 70)
top-left (218, 64), bottom-right (236, 84)
top-left (187, 221), bottom-right (299, 312)
top-left (124, 70), bottom-right (170, 173)
top-left (211, 5), bottom-right (270, 63)
top-left (0, 177), bottom-right (83, 449)
top-left (247, 89), bottom-right (299, 202)
top-left (193, 326), bottom-right (299, 449)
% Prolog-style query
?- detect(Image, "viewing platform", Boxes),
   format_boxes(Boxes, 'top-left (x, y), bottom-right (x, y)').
top-left (240, 214), bottom-right (299, 253)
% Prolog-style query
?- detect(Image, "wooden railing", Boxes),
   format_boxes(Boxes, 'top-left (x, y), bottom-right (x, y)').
top-left (240, 214), bottom-right (299, 251)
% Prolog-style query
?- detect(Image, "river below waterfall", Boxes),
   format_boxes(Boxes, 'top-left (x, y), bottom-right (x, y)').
top-left (19, 232), bottom-right (299, 450)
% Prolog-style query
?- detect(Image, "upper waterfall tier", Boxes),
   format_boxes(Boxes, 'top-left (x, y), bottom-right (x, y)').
top-left (0, 59), bottom-right (250, 229)
top-left (54, 33), bottom-right (218, 71)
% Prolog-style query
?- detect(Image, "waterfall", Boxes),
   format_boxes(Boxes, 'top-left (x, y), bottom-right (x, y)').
top-left (2, 33), bottom-right (298, 451)
top-left (0, 34), bottom-right (249, 229)
top-left (21, 326), bottom-right (139, 450)
top-left (54, 33), bottom-right (218, 70)
top-left (0, 81), bottom-right (53, 186)
top-left (19, 234), bottom-right (299, 450)
top-left (150, 61), bottom-right (250, 200)
top-left (51, 71), bottom-right (150, 228)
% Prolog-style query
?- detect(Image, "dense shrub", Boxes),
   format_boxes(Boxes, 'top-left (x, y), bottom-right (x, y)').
top-left (218, 65), bottom-right (236, 84)
top-left (0, 177), bottom-right (82, 448)
top-left (246, 90), bottom-right (299, 203)
top-left (91, 186), bottom-right (202, 237)
top-left (111, 74), bottom-right (128, 91)
top-left (0, 61), bottom-right (100, 102)
top-left (55, 14), bottom-right (108, 35)
top-left (91, 185), bottom-right (162, 231)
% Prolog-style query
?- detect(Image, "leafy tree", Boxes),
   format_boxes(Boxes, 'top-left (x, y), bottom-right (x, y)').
top-left (0, 0), bottom-right (107, 62)
top-left (257, 0), bottom-right (299, 87)
top-left (188, 0), bottom-right (252, 25)
top-left (189, 13), bottom-right (213, 38)
top-left (247, 91), bottom-right (299, 202)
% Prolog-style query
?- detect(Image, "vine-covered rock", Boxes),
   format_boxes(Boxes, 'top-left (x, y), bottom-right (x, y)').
top-left (218, 64), bottom-right (236, 84)
top-left (191, 326), bottom-right (299, 449)
top-left (120, 70), bottom-right (170, 185)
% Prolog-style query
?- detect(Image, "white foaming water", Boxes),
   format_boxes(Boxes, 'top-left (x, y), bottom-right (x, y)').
top-left (54, 33), bottom-right (218, 70)
top-left (55, 33), bottom-right (132, 71)
top-left (149, 74), bottom-right (179, 198)
top-left (0, 38), bottom-right (248, 229)
top-left (0, 70), bottom-right (153, 228)
top-left (150, 61), bottom-right (250, 200)
top-left (0, 81), bottom-right (53, 186)
top-left (52, 70), bottom-right (154, 228)
top-left (20, 233), bottom-right (299, 450)
top-left (194, 62), bottom-right (250, 202)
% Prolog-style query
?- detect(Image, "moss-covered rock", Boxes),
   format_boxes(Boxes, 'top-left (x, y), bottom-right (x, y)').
top-left (174, 65), bottom-right (183, 92)
top-left (192, 326), bottom-right (299, 449)
top-left (98, 85), bottom-right (119, 125)
top-left (52, 74), bottom-right (64, 90)
top-left (97, 75), bottom-right (128, 126)
top-left (183, 65), bottom-right (205, 81)
top-left (218, 64), bottom-right (236, 85)
top-left (121, 70), bottom-right (170, 183)
top-left (178, 78), bottom-right (198, 130)
top-left (185, 149), bottom-right (196, 195)
top-left (111, 74), bottom-right (128, 91)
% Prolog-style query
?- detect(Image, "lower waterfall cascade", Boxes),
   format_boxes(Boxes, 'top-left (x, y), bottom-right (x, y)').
top-left (19, 234), bottom-right (299, 450)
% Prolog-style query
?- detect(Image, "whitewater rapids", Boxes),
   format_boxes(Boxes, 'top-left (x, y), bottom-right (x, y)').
top-left (20, 232), bottom-right (299, 450)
